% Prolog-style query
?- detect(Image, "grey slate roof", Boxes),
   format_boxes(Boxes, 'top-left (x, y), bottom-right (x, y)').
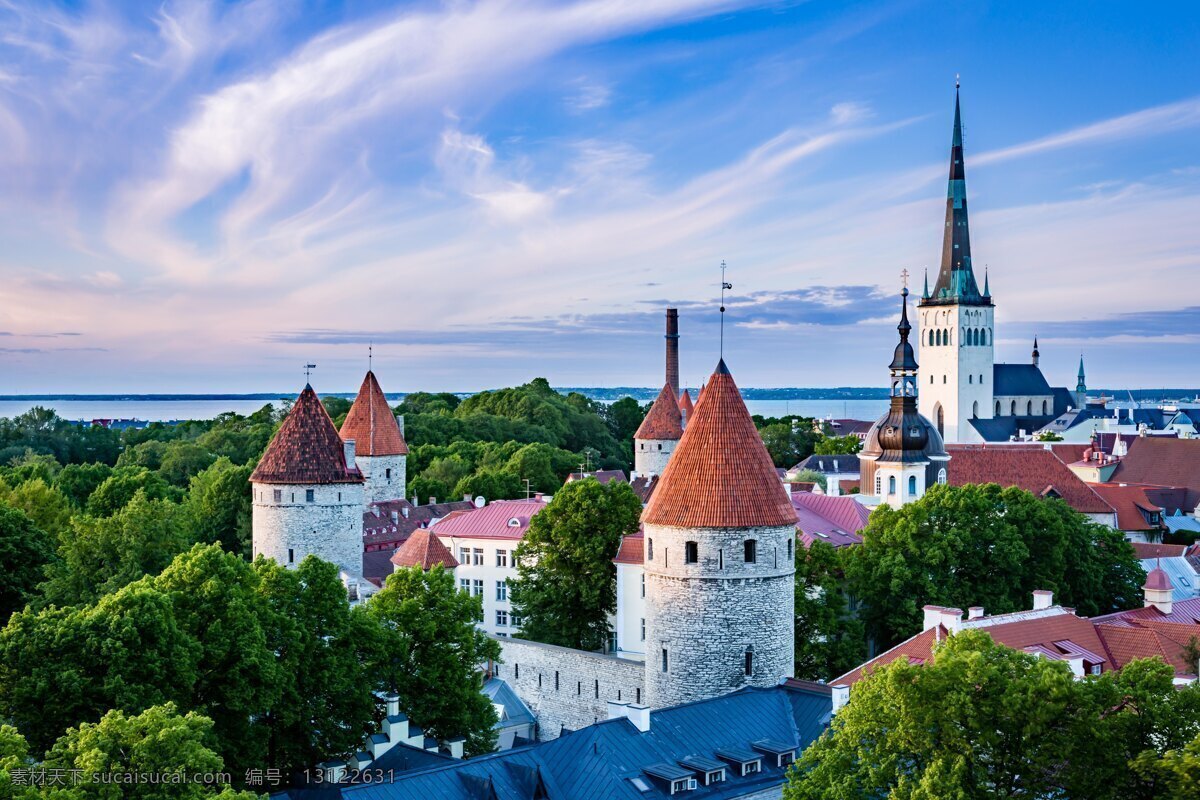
top-left (792, 454), bottom-right (860, 474)
top-left (483, 678), bottom-right (535, 733)
top-left (336, 684), bottom-right (832, 800)
top-left (993, 364), bottom-right (1053, 397)
top-left (968, 416), bottom-right (1021, 442)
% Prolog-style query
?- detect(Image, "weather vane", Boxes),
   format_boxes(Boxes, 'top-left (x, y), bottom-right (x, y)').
top-left (304, 363), bottom-right (317, 382)
top-left (719, 260), bottom-right (732, 358)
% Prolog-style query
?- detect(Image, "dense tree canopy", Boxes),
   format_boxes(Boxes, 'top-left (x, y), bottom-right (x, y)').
top-left (785, 632), bottom-right (1200, 800)
top-left (0, 504), bottom-right (55, 623)
top-left (85, 466), bottom-right (176, 516)
top-left (511, 479), bottom-right (642, 650)
top-left (842, 483), bottom-right (1144, 647)
top-left (362, 565), bottom-right (501, 756)
top-left (793, 541), bottom-right (866, 682)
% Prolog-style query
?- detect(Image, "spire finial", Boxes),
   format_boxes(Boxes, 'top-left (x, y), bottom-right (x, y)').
top-left (955, 73), bottom-right (960, 90)
top-left (900, 268), bottom-right (910, 290)
top-left (368, 342), bottom-right (373, 371)
top-left (719, 260), bottom-right (732, 359)
top-left (304, 363), bottom-right (316, 382)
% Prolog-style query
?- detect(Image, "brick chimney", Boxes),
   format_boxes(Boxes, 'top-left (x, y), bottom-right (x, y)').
top-left (665, 308), bottom-right (679, 398)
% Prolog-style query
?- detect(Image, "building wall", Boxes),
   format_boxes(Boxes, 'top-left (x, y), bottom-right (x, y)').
top-left (493, 637), bottom-right (646, 740)
top-left (873, 461), bottom-right (928, 505)
top-left (444, 534), bottom-right (520, 637)
top-left (918, 303), bottom-right (994, 444)
top-left (615, 562), bottom-right (646, 660)
top-left (643, 522), bottom-right (795, 709)
top-left (634, 438), bottom-right (677, 476)
top-left (251, 481), bottom-right (365, 577)
top-left (356, 453), bottom-right (406, 504)
top-left (992, 394), bottom-right (1054, 420)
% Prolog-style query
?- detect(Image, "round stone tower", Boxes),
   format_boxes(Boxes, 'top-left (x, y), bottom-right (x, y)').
top-left (634, 383), bottom-right (684, 477)
top-left (641, 359), bottom-right (798, 709)
top-left (340, 370), bottom-right (408, 503)
top-left (250, 384), bottom-right (365, 577)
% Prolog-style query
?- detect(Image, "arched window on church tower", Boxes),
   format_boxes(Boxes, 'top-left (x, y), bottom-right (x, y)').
top-left (1011, 401), bottom-right (1017, 415)
top-left (995, 400), bottom-right (1001, 415)
top-left (1026, 400), bottom-right (1033, 415)
top-left (875, 475), bottom-right (882, 495)
top-left (1042, 399), bottom-right (1048, 415)
top-left (888, 475), bottom-right (896, 495)
top-left (908, 475), bottom-right (917, 495)
top-left (972, 401), bottom-right (979, 418)
top-left (938, 468), bottom-right (947, 485)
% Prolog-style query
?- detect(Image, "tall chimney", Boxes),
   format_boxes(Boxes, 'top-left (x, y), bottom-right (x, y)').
top-left (665, 308), bottom-right (679, 398)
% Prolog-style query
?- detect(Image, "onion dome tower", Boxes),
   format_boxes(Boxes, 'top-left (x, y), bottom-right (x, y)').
top-left (635, 384), bottom-right (683, 477)
top-left (861, 287), bottom-right (949, 505)
top-left (641, 359), bottom-right (797, 708)
top-left (340, 370), bottom-right (408, 503)
top-left (251, 385), bottom-right (365, 578)
top-left (917, 81), bottom-right (995, 443)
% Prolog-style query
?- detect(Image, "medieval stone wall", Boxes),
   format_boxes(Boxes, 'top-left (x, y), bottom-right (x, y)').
top-left (356, 453), bottom-right (406, 503)
top-left (634, 437), bottom-right (676, 476)
top-left (493, 637), bottom-right (645, 741)
top-left (643, 522), bottom-right (795, 708)
top-left (251, 481), bottom-right (365, 577)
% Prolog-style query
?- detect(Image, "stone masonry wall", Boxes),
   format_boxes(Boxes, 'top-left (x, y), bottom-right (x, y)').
top-left (634, 437), bottom-right (676, 476)
top-left (251, 481), bottom-right (365, 577)
top-left (494, 637), bottom-right (645, 741)
top-left (356, 454), bottom-right (406, 503)
top-left (644, 522), bottom-right (795, 709)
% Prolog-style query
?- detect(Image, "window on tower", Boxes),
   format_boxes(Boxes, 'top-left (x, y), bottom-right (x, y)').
top-left (888, 476), bottom-right (896, 495)
top-left (273, 489), bottom-right (282, 503)
top-left (306, 489), bottom-right (315, 503)
top-left (938, 469), bottom-right (947, 485)
top-left (647, 539), bottom-right (653, 560)
top-left (908, 475), bottom-right (917, 495)
top-left (743, 539), bottom-right (757, 564)
top-left (684, 541), bottom-right (698, 564)
top-left (745, 647), bottom-right (754, 676)
top-left (662, 648), bottom-right (669, 672)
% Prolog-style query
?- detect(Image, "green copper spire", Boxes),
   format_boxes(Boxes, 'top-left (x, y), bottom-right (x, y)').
top-left (1077, 355), bottom-right (1087, 393)
top-left (922, 267), bottom-right (930, 300)
top-left (923, 80), bottom-right (989, 307)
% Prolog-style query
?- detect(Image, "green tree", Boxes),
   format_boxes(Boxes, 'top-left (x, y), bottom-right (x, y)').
top-left (159, 441), bottom-right (217, 487)
top-left (41, 493), bottom-right (195, 607)
top-left (182, 458), bottom-right (252, 556)
top-left (813, 433), bottom-right (862, 455)
top-left (793, 541), bottom-right (865, 681)
top-left (842, 483), bottom-right (1143, 647)
top-left (116, 440), bottom-right (171, 472)
top-left (788, 469), bottom-right (827, 492)
top-left (396, 392), bottom-right (461, 415)
top-left (255, 557), bottom-right (376, 777)
top-left (0, 724), bottom-right (37, 800)
top-left (504, 442), bottom-right (575, 494)
top-left (42, 703), bottom-right (259, 800)
top-left (757, 419), bottom-right (819, 468)
top-left (786, 630), bottom-right (1082, 800)
top-left (363, 565), bottom-right (501, 756)
top-left (510, 479), bottom-right (642, 650)
top-left (0, 504), bottom-right (54, 623)
top-left (0, 477), bottom-right (74, 542)
top-left (54, 462), bottom-right (114, 509)
top-left (86, 467), bottom-right (175, 516)
top-left (604, 396), bottom-right (645, 445)
top-left (1133, 733), bottom-right (1200, 798)
top-left (454, 469), bottom-right (523, 502)
top-left (321, 396), bottom-right (352, 423)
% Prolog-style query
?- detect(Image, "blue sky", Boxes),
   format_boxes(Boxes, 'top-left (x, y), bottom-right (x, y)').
top-left (1, 0), bottom-right (1198, 394)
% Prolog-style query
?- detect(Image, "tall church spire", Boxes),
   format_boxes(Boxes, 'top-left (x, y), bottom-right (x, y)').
top-left (926, 81), bottom-right (988, 306)
top-left (1077, 355), bottom-right (1087, 393)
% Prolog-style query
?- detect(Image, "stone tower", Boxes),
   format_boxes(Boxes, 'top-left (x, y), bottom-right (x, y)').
top-left (641, 359), bottom-right (797, 708)
top-left (918, 82), bottom-right (995, 444)
top-left (634, 384), bottom-right (683, 477)
top-left (340, 370), bottom-right (408, 503)
top-left (250, 384), bottom-right (365, 577)
top-left (860, 287), bottom-right (949, 505)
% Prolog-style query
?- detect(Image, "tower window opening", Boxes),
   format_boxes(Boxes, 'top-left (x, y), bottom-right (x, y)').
top-left (273, 489), bottom-right (282, 503)
top-left (969, 374), bottom-right (973, 384)
top-left (657, 443), bottom-right (662, 451)
top-left (719, 549), bottom-right (724, 570)
top-left (1043, 400), bottom-right (1048, 415)
top-left (938, 469), bottom-right (947, 485)
top-left (787, 539), bottom-right (792, 560)
top-left (744, 539), bottom-right (757, 564)
top-left (996, 401), bottom-right (1002, 415)
top-left (385, 468), bottom-right (391, 479)
top-left (684, 541), bottom-right (698, 564)
top-left (662, 648), bottom-right (669, 673)
top-left (908, 475), bottom-right (917, 495)
top-left (875, 475), bottom-right (882, 495)
top-left (647, 539), bottom-right (653, 560)
top-left (595, 680), bottom-right (599, 698)
top-left (943, 375), bottom-right (947, 384)
top-left (888, 476), bottom-right (896, 495)
top-left (1026, 400), bottom-right (1033, 415)
top-left (1011, 401), bottom-right (1017, 415)
top-left (288, 548), bottom-right (294, 563)
top-left (745, 647), bottom-right (753, 676)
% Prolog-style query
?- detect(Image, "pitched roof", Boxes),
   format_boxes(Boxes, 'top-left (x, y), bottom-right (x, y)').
top-left (1091, 484), bottom-right (1165, 532)
top-left (250, 385), bottom-right (363, 485)
top-left (630, 475), bottom-right (658, 504)
top-left (390, 528), bottom-right (458, 571)
top-left (993, 363), bottom-right (1053, 397)
top-left (642, 360), bottom-right (797, 529)
top-left (678, 389), bottom-right (694, 420)
top-left (429, 498), bottom-right (547, 540)
top-left (362, 499), bottom-right (476, 547)
top-left (945, 444), bottom-right (1114, 514)
top-left (792, 492), bottom-right (871, 549)
top-left (340, 371), bottom-right (407, 456)
top-left (566, 469), bottom-right (627, 485)
top-left (613, 530), bottom-right (644, 565)
top-left (1131, 542), bottom-right (1187, 560)
top-left (793, 454), bottom-right (860, 474)
top-left (1112, 437), bottom-right (1200, 494)
top-left (634, 383), bottom-right (684, 440)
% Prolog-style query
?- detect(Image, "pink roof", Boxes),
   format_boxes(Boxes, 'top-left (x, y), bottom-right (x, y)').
top-left (429, 498), bottom-right (547, 540)
top-left (1144, 566), bottom-right (1172, 591)
top-left (791, 493), bottom-right (871, 549)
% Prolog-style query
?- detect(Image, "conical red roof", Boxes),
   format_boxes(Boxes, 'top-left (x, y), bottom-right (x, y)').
top-left (340, 371), bottom-right (408, 456)
top-left (642, 360), bottom-right (796, 529)
top-left (251, 385), bottom-right (363, 485)
top-left (635, 383), bottom-right (683, 440)
top-left (391, 528), bottom-right (458, 571)
top-left (677, 389), bottom-right (694, 427)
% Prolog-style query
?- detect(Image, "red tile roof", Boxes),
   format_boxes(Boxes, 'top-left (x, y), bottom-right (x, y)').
top-left (566, 470), bottom-right (627, 485)
top-left (340, 370), bottom-right (407, 456)
top-left (1092, 484), bottom-right (1165, 532)
top-left (945, 444), bottom-right (1114, 514)
top-left (430, 498), bottom-right (547, 540)
top-left (390, 528), bottom-right (458, 570)
top-left (614, 531), bottom-right (644, 565)
top-left (1094, 624), bottom-right (1186, 672)
top-left (1113, 437), bottom-right (1200, 495)
top-left (1130, 542), bottom-right (1187, 560)
top-left (635, 383), bottom-right (684, 440)
top-left (678, 389), bottom-right (694, 423)
top-left (630, 475), bottom-right (658, 504)
top-left (642, 360), bottom-right (797, 529)
top-left (251, 385), bottom-right (363, 485)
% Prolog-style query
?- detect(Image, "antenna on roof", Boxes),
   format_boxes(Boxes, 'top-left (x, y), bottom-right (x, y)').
top-left (523, 478), bottom-right (532, 500)
top-left (304, 363), bottom-right (317, 382)
top-left (719, 260), bottom-right (732, 359)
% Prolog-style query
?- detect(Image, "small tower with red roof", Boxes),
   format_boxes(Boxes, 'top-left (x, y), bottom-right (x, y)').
top-left (641, 359), bottom-right (798, 708)
top-left (340, 370), bottom-right (408, 503)
top-left (250, 384), bottom-right (365, 578)
top-left (634, 384), bottom-right (684, 477)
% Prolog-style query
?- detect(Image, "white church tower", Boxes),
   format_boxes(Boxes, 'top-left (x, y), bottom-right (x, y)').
top-left (250, 384), bottom-right (365, 578)
top-left (918, 82), bottom-right (995, 444)
top-left (641, 359), bottom-right (797, 708)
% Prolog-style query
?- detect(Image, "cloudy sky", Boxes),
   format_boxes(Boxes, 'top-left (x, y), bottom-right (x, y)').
top-left (1, 0), bottom-right (1198, 394)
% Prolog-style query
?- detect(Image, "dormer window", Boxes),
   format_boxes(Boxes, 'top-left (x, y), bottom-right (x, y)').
top-left (508, 518), bottom-right (521, 527)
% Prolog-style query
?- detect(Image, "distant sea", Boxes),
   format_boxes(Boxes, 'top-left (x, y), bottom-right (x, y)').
top-left (0, 395), bottom-right (891, 423)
